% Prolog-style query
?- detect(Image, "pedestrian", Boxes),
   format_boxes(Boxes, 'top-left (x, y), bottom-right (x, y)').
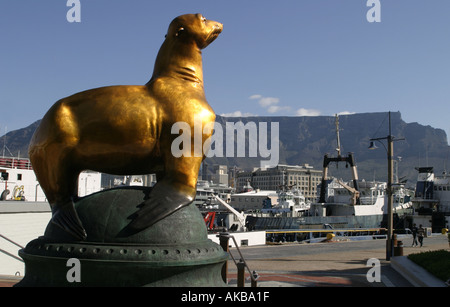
top-left (417, 224), bottom-right (425, 247)
top-left (447, 231), bottom-right (450, 249)
top-left (411, 223), bottom-right (418, 247)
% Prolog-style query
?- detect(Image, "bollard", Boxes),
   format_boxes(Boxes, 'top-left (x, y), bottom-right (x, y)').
top-left (251, 271), bottom-right (259, 288)
top-left (237, 259), bottom-right (246, 287)
top-left (218, 232), bottom-right (230, 283)
top-left (398, 241), bottom-right (404, 255)
top-left (394, 240), bottom-right (403, 256)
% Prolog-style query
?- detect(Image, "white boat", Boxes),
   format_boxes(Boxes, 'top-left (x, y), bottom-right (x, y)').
top-left (193, 180), bottom-right (233, 208)
top-left (261, 187), bottom-right (310, 214)
top-left (0, 156), bottom-right (101, 202)
top-left (413, 167), bottom-right (450, 212)
top-left (246, 177), bottom-right (414, 231)
top-left (410, 167), bottom-right (450, 231)
top-left (311, 178), bottom-right (413, 217)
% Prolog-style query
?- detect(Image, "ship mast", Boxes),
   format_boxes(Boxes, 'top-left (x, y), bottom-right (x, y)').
top-left (335, 114), bottom-right (341, 157)
top-left (319, 114), bottom-right (360, 204)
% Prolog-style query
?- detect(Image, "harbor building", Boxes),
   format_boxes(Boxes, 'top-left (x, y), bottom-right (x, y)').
top-left (229, 188), bottom-right (278, 211)
top-left (235, 164), bottom-right (322, 202)
top-left (210, 165), bottom-right (229, 186)
top-left (200, 163), bottom-right (230, 186)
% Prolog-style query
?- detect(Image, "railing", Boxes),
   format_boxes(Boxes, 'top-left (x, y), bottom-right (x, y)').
top-left (266, 228), bottom-right (387, 243)
top-left (218, 232), bottom-right (258, 287)
top-left (0, 234), bottom-right (24, 263)
top-left (0, 157), bottom-right (33, 170)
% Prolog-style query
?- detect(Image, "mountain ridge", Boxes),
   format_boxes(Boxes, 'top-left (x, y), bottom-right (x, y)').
top-left (1, 111), bottom-right (448, 186)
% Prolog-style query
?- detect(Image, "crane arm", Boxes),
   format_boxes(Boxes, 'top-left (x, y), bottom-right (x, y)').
top-left (336, 179), bottom-right (360, 205)
top-left (213, 195), bottom-right (246, 230)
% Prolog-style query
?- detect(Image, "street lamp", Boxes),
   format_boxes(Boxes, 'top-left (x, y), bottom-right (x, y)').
top-left (369, 112), bottom-right (405, 261)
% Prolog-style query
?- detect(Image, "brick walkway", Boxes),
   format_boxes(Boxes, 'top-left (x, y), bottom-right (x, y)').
top-left (0, 277), bottom-right (20, 287)
top-left (225, 235), bottom-right (449, 287)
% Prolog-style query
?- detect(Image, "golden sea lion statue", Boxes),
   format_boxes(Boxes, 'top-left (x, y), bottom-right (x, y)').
top-left (28, 14), bottom-right (223, 241)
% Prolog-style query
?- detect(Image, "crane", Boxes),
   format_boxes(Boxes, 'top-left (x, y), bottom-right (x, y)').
top-left (336, 179), bottom-right (360, 205)
top-left (213, 195), bottom-right (247, 232)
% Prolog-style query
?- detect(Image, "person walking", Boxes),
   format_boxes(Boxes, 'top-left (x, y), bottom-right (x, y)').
top-left (417, 224), bottom-right (425, 247)
top-left (411, 223), bottom-right (418, 247)
top-left (447, 229), bottom-right (450, 249)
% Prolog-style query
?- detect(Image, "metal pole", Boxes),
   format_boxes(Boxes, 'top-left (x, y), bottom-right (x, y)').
top-left (370, 112), bottom-right (404, 260)
top-left (386, 112), bottom-right (394, 261)
top-left (219, 232), bottom-right (229, 283)
top-left (386, 135), bottom-right (394, 260)
top-left (237, 259), bottom-right (245, 287)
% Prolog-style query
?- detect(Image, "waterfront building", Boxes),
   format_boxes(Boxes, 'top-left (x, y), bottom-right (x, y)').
top-left (235, 164), bottom-right (322, 202)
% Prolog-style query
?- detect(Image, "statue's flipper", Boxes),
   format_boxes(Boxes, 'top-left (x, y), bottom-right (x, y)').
top-left (126, 182), bottom-right (195, 233)
top-left (45, 201), bottom-right (87, 241)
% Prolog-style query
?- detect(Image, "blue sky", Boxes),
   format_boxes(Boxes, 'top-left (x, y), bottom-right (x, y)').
top-left (1, 1), bottom-right (449, 142)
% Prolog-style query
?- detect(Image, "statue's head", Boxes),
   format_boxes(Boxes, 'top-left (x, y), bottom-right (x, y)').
top-left (166, 14), bottom-right (223, 49)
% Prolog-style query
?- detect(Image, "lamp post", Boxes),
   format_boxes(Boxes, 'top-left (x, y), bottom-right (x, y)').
top-left (369, 112), bottom-right (404, 261)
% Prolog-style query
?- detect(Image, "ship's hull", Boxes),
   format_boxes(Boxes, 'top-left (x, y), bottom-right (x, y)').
top-left (246, 214), bottom-right (385, 230)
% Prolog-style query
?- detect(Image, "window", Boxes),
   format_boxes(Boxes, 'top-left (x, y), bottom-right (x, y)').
top-left (1, 172), bottom-right (9, 180)
top-left (17, 174), bottom-right (22, 181)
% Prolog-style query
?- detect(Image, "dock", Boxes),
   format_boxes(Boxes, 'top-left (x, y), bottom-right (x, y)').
top-left (226, 234), bottom-right (449, 287)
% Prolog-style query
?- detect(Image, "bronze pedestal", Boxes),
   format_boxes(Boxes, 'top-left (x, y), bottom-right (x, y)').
top-left (16, 187), bottom-right (228, 287)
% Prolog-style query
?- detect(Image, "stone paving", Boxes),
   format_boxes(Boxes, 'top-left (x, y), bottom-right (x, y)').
top-left (225, 235), bottom-right (449, 287)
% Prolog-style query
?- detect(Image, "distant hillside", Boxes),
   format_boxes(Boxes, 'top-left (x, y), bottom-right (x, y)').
top-left (206, 112), bottom-right (449, 186)
top-left (0, 120), bottom-right (40, 159)
top-left (1, 112), bottom-right (449, 186)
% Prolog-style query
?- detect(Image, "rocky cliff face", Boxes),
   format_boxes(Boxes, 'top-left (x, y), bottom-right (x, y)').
top-left (206, 112), bottom-right (449, 184)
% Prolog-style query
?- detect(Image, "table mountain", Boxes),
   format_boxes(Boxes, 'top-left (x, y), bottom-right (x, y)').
top-left (1, 112), bottom-right (448, 185)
